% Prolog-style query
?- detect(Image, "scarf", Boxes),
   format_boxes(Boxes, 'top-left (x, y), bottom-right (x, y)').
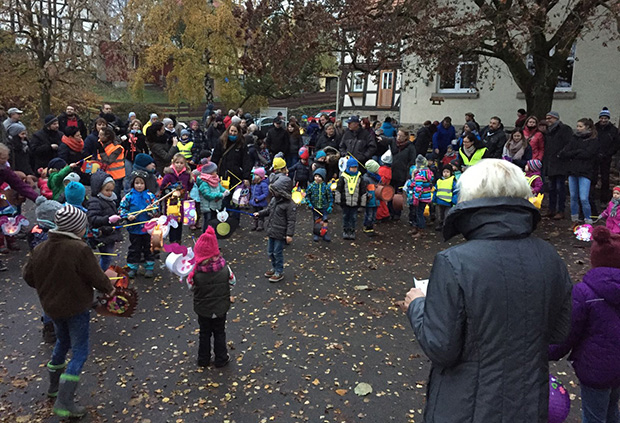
top-left (396, 137), bottom-right (409, 151)
top-left (610, 198), bottom-right (620, 218)
top-left (98, 191), bottom-right (117, 202)
top-left (505, 138), bottom-right (526, 160)
top-left (200, 173), bottom-right (221, 188)
top-left (187, 255), bottom-right (226, 287)
top-left (575, 129), bottom-right (593, 138)
top-left (462, 144), bottom-right (476, 157)
top-left (61, 135), bottom-right (84, 152)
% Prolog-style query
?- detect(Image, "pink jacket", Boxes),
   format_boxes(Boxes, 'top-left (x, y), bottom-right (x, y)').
top-left (523, 127), bottom-right (544, 161)
top-left (600, 201), bottom-right (620, 234)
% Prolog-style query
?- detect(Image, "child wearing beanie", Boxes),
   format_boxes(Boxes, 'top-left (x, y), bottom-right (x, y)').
top-left (362, 159), bottom-right (382, 236)
top-left (306, 167), bottom-right (333, 242)
top-left (23, 205), bottom-right (115, 418)
top-left (177, 129), bottom-right (194, 162)
top-left (599, 186), bottom-right (620, 234)
top-left (525, 159), bottom-right (544, 196)
top-left (432, 165), bottom-right (458, 231)
top-left (64, 181), bottom-right (87, 212)
top-left (549, 226), bottom-right (620, 422)
top-left (195, 161), bottom-right (229, 232)
top-left (405, 155), bottom-right (433, 238)
top-left (132, 153), bottom-right (159, 194)
top-left (250, 167), bottom-right (269, 231)
top-left (188, 226), bottom-right (234, 368)
top-left (288, 147), bottom-right (311, 189)
top-left (336, 157), bottom-right (367, 240)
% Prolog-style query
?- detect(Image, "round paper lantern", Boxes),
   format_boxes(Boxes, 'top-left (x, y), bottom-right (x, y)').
top-left (549, 374), bottom-right (570, 423)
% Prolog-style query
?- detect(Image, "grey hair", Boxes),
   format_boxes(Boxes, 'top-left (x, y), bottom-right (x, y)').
top-left (457, 159), bottom-right (531, 203)
top-left (0, 143), bottom-right (10, 155)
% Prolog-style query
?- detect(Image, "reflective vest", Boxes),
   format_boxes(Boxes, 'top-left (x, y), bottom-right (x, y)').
top-left (177, 141), bottom-right (194, 159)
top-left (342, 172), bottom-right (362, 207)
top-left (527, 174), bottom-right (541, 187)
top-left (436, 176), bottom-right (455, 204)
top-left (99, 142), bottom-right (126, 180)
top-left (459, 147), bottom-right (487, 166)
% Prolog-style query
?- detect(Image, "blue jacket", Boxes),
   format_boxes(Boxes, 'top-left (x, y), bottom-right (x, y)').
top-left (119, 189), bottom-right (157, 235)
top-left (250, 178), bottom-right (269, 208)
top-left (433, 176), bottom-right (459, 206)
top-left (381, 122), bottom-right (396, 137)
top-left (363, 172), bottom-right (382, 207)
top-left (432, 125), bottom-right (456, 153)
top-left (306, 181), bottom-right (333, 211)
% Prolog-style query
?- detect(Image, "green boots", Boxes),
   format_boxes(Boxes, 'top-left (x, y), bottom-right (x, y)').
top-left (52, 374), bottom-right (86, 418)
top-left (47, 361), bottom-right (66, 397)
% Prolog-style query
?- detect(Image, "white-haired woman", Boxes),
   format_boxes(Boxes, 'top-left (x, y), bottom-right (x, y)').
top-left (401, 159), bottom-right (573, 423)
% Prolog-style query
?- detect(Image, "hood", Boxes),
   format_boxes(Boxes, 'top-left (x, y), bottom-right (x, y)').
top-left (269, 175), bottom-right (293, 200)
top-left (583, 267), bottom-right (620, 306)
top-left (90, 170), bottom-right (110, 195)
top-left (443, 197), bottom-right (540, 241)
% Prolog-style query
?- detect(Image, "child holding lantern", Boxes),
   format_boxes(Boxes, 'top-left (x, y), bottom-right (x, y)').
top-left (160, 153), bottom-right (193, 243)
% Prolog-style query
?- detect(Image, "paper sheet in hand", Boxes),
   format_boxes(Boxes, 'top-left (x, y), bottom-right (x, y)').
top-left (414, 278), bottom-right (429, 296)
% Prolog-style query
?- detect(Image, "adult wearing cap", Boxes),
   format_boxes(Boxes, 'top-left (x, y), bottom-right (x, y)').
top-left (58, 127), bottom-right (86, 166)
top-left (543, 110), bottom-right (573, 220)
top-left (58, 106), bottom-right (87, 139)
top-left (30, 114), bottom-right (62, 172)
top-left (339, 116), bottom-right (376, 168)
top-left (594, 107), bottom-right (620, 204)
top-left (266, 116), bottom-right (290, 159)
top-left (3, 107), bottom-right (23, 132)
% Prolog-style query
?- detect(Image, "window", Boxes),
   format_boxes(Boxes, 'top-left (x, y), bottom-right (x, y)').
top-left (526, 43), bottom-right (577, 91)
top-left (438, 61), bottom-right (478, 93)
top-left (381, 71), bottom-right (393, 90)
top-left (351, 71), bottom-right (365, 92)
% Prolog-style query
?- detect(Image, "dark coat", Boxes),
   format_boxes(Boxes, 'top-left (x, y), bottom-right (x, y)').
top-left (206, 124), bottom-right (223, 151)
top-left (211, 138), bottom-right (252, 181)
top-left (391, 142), bottom-right (417, 188)
top-left (146, 126), bottom-right (179, 175)
top-left (407, 197), bottom-right (572, 423)
top-left (415, 126), bottom-right (432, 157)
top-left (559, 134), bottom-right (599, 180)
top-left (122, 132), bottom-right (149, 163)
top-left (58, 112), bottom-right (88, 139)
top-left (83, 130), bottom-right (100, 157)
top-left (266, 126), bottom-right (290, 158)
top-left (57, 138), bottom-right (86, 165)
top-left (289, 160), bottom-right (311, 187)
top-left (87, 171), bottom-right (123, 244)
top-left (258, 176), bottom-right (296, 240)
top-left (549, 267), bottom-right (620, 389)
top-left (30, 127), bottom-right (62, 171)
top-left (315, 132), bottom-right (340, 152)
top-left (250, 178), bottom-right (269, 208)
top-left (339, 127), bottom-right (377, 164)
top-left (594, 122), bottom-right (620, 158)
top-left (9, 136), bottom-right (34, 175)
top-left (431, 124), bottom-right (456, 154)
top-left (544, 121), bottom-right (573, 177)
top-left (480, 124), bottom-right (508, 158)
top-left (193, 265), bottom-right (231, 318)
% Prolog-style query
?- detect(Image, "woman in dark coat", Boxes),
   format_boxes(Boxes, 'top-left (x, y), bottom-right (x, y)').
top-left (58, 127), bottom-right (86, 165)
top-left (401, 158), bottom-right (572, 423)
top-left (146, 122), bottom-right (179, 175)
top-left (30, 115), bottom-right (62, 172)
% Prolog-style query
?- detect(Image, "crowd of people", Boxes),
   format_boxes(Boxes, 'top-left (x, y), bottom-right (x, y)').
top-left (3, 101), bottom-right (619, 420)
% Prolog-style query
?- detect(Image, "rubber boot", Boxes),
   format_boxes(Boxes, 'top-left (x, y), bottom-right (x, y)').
top-left (53, 374), bottom-right (86, 418)
top-left (47, 361), bottom-right (66, 398)
top-left (127, 263), bottom-right (138, 279)
top-left (144, 261), bottom-right (154, 278)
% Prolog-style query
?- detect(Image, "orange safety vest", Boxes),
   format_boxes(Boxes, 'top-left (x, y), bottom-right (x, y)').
top-left (99, 142), bottom-right (126, 180)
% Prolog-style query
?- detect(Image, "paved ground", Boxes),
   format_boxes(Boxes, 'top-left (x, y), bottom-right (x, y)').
top-left (0, 202), bottom-right (591, 422)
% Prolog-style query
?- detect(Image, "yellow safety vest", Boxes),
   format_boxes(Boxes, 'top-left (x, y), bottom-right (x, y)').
top-left (343, 172), bottom-right (360, 195)
top-left (459, 147), bottom-right (487, 166)
top-left (177, 141), bottom-right (194, 159)
top-left (436, 176), bottom-right (455, 203)
top-left (527, 174), bottom-right (541, 186)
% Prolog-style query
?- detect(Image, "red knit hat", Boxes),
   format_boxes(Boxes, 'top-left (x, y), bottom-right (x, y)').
top-left (591, 226), bottom-right (620, 269)
top-left (613, 186), bottom-right (620, 195)
top-left (193, 226), bottom-right (220, 263)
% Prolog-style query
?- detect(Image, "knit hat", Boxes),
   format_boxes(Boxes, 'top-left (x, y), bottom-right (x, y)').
top-left (162, 118), bottom-right (173, 127)
top-left (546, 111), bottom-right (560, 120)
top-left (150, 113), bottom-right (158, 120)
top-left (527, 159), bottom-right (542, 173)
top-left (193, 226), bottom-right (221, 263)
top-left (7, 122), bottom-right (26, 138)
top-left (55, 205), bottom-right (88, 235)
top-left (272, 157), bottom-right (287, 171)
top-left (231, 116), bottom-right (241, 126)
top-left (600, 107), bottom-right (611, 118)
top-left (298, 146), bottom-right (309, 160)
top-left (380, 149), bottom-right (392, 165)
top-left (65, 181), bottom-right (85, 207)
top-left (201, 162), bottom-right (217, 174)
top-left (63, 126), bottom-right (79, 137)
top-left (35, 196), bottom-right (63, 229)
top-left (365, 159), bottom-right (380, 174)
top-left (415, 154), bottom-right (428, 168)
top-left (465, 121), bottom-right (477, 131)
top-left (590, 226), bottom-right (620, 269)
top-left (181, 129), bottom-right (191, 137)
top-left (130, 170), bottom-right (149, 186)
top-left (44, 114), bottom-right (58, 126)
top-left (253, 167), bottom-right (266, 179)
top-left (48, 158), bottom-right (67, 170)
top-left (313, 168), bottom-right (326, 180)
top-left (346, 157), bottom-right (358, 170)
top-left (134, 153), bottom-right (154, 169)
top-left (614, 186), bottom-right (620, 195)
top-left (315, 150), bottom-right (327, 160)
top-left (128, 112), bottom-right (136, 119)
top-left (63, 172), bottom-right (80, 184)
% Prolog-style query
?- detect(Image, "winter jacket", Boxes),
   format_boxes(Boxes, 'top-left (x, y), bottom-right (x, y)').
top-left (250, 178), bottom-right (269, 208)
top-left (526, 171), bottom-right (544, 196)
top-left (23, 231), bottom-right (114, 320)
top-left (196, 178), bottom-right (227, 212)
top-left (193, 264), bottom-right (232, 318)
top-left (305, 181), bottom-right (333, 211)
top-left (339, 128), bottom-right (377, 164)
top-left (57, 137), bottom-right (86, 165)
top-left (266, 126), bottom-right (290, 158)
top-left (595, 122), bottom-right (620, 158)
top-left (0, 165), bottom-right (39, 202)
top-left (289, 133), bottom-right (303, 156)
top-left (415, 126), bottom-right (432, 157)
top-left (289, 160), bottom-right (311, 187)
top-left (57, 112), bottom-right (88, 139)
top-left (119, 188), bottom-right (157, 235)
top-left (405, 168), bottom-right (433, 204)
top-left (433, 176), bottom-right (458, 206)
top-left (8, 136), bottom-right (34, 175)
top-left (600, 201), bottom-right (620, 234)
top-left (315, 132), bottom-right (340, 152)
top-left (544, 121), bottom-right (573, 177)
top-left (87, 171), bottom-right (123, 244)
top-left (48, 165), bottom-right (73, 201)
top-left (523, 127), bottom-right (544, 161)
top-left (336, 171), bottom-right (367, 207)
top-left (122, 132), bottom-right (149, 163)
top-left (431, 124), bottom-right (456, 154)
top-left (83, 130), bottom-right (100, 157)
top-left (205, 125), bottom-right (223, 151)
top-left (480, 125), bottom-right (508, 159)
top-left (363, 172), bottom-right (382, 207)
top-left (503, 143), bottom-right (532, 170)
top-left (189, 128), bottom-right (207, 159)
top-left (212, 138), bottom-right (252, 182)
top-left (380, 121), bottom-right (396, 137)
top-left (549, 267), bottom-right (620, 389)
top-left (559, 134), bottom-right (599, 180)
top-left (30, 128), bottom-right (62, 171)
top-left (408, 196), bottom-right (573, 423)
top-left (146, 127), bottom-right (179, 175)
top-left (132, 162), bottom-right (159, 195)
top-left (375, 135), bottom-right (396, 159)
top-left (258, 176), bottom-right (296, 240)
top-left (391, 142), bottom-right (417, 188)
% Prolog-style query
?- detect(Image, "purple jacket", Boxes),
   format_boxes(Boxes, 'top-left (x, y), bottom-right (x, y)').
top-left (250, 178), bottom-right (269, 208)
top-left (160, 168), bottom-right (192, 195)
top-left (600, 201), bottom-right (620, 235)
top-left (549, 267), bottom-right (620, 389)
top-left (0, 165), bottom-right (38, 201)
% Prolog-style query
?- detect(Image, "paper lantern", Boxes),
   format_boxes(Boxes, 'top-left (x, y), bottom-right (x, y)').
top-left (182, 200), bottom-right (196, 226)
top-left (574, 224), bottom-right (593, 242)
top-left (165, 247), bottom-right (195, 278)
top-left (548, 374), bottom-right (570, 423)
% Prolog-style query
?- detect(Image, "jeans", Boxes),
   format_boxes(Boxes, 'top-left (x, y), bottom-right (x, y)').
top-left (409, 203), bottom-right (427, 229)
top-left (312, 208), bottom-right (327, 222)
top-left (342, 205), bottom-right (358, 232)
top-left (435, 204), bottom-right (450, 224)
top-left (127, 233), bottom-right (154, 264)
top-left (581, 384), bottom-right (620, 423)
top-left (548, 175), bottom-right (566, 213)
top-left (98, 242), bottom-right (115, 270)
top-left (169, 223), bottom-right (183, 243)
top-left (569, 176), bottom-right (592, 222)
top-left (51, 310), bottom-right (90, 376)
top-left (364, 207), bottom-right (377, 228)
top-left (197, 314), bottom-right (228, 366)
top-left (202, 211), bottom-right (213, 233)
top-left (123, 160), bottom-right (133, 192)
top-left (267, 237), bottom-right (285, 274)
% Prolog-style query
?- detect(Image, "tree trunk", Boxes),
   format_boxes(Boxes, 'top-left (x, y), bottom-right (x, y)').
top-left (523, 80), bottom-right (555, 121)
top-left (204, 73), bottom-right (214, 105)
top-left (39, 82), bottom-right (52, 121)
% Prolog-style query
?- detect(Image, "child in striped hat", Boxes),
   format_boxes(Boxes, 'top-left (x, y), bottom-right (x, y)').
top-left (525, 159), bottom-right (543, 195)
